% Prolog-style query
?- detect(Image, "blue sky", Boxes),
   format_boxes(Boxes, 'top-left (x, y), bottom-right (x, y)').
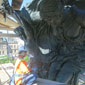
top-left (21, 0), bottom-right (32, 9)
top-left (22, 0), bottom-right (32, 6)
top-left (9, 0), bottom-right (32, 9)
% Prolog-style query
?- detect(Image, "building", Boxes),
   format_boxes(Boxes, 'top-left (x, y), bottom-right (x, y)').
top-left (0, 37), bottom-right (19, 57)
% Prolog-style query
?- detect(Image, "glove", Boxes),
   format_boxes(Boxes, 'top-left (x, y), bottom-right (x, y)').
top-left (32, 67), bottom-right (37, 72)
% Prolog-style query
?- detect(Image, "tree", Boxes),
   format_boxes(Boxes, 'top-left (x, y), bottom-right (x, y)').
top-left (1, 0), bottom-right (85, 84)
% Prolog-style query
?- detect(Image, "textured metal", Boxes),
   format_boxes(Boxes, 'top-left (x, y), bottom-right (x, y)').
top-left (1, 0), bottom-right (85, 85)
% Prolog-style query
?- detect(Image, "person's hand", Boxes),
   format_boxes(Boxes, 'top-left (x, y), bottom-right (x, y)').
top-left (32, 67), bottom-right (37, 72)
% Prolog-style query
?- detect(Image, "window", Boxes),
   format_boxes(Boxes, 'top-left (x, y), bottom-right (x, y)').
top-left (14, 45), bottom-right (16, 48)
top-left (3, 51), bottom-right (4, 54)
top-left (12, 50), bottom-right (13, 53)
top-left (10, 45), bottom-right (12, 48)
top-left (16, 45), bottom-right (17, 49)
top-left (14, 50), bottom-right (16, 53)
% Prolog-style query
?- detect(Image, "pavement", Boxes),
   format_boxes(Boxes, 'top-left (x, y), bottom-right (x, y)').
top-left (0, 63), bottom-right (84, 85)
top-left (0, 63), bottom-right (14, 85)
top-left (0, 63), bottom-right (66, 85)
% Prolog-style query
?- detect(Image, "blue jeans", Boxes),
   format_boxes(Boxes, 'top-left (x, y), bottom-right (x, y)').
top-left (22, 73), bottom-right (37, 85)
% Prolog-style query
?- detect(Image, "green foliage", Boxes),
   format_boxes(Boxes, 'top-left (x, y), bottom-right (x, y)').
top-left (0, 56), bottom-right (14, 64)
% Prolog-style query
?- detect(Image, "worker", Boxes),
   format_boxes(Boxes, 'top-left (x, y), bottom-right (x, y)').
top-left (14, 46), bottom-right (37, 85)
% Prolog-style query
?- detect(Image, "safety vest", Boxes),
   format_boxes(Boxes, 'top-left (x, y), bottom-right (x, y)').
top-left (14, 56), bottom-right (31, 85)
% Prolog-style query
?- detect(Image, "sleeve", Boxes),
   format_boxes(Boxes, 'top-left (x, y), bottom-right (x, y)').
top-left (20, 60), bottom-right (32, 73)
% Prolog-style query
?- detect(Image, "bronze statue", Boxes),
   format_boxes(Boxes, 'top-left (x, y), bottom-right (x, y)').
top-left (1, 0), bottom-right (85, 84)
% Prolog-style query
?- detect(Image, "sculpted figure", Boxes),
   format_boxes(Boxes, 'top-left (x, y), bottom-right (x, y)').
top-left (1, 0), bottom-right (85, 84)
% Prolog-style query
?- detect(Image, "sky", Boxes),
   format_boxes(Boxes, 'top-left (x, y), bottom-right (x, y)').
top-left (20, 0), bottom-right (33, 9)
top-left (9, 0), bottom-right (32, 8)
top-left (21, 0), bottom-right (32, 7)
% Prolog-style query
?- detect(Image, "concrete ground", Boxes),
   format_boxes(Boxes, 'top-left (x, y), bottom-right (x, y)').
top-left (0, 63), bottom-right (65, 85)
top-left (0, 63), bottom-right (14, 85)
top-left (0, 63), bottom-right (84, 85)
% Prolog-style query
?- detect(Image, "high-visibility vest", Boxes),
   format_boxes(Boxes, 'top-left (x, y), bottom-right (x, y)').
top-left (14, 56), bottom-right (32, 85)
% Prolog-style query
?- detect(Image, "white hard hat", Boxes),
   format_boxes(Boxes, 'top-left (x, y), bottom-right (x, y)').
top-left (19, 46), bottom-right (27, 52)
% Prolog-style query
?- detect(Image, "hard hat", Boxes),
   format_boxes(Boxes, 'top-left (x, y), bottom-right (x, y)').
top-left (19, 46), bottom-right (27, 52)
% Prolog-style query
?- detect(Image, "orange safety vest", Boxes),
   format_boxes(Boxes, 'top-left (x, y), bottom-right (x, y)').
top-left (14, 56), bottom-right (32, 85)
